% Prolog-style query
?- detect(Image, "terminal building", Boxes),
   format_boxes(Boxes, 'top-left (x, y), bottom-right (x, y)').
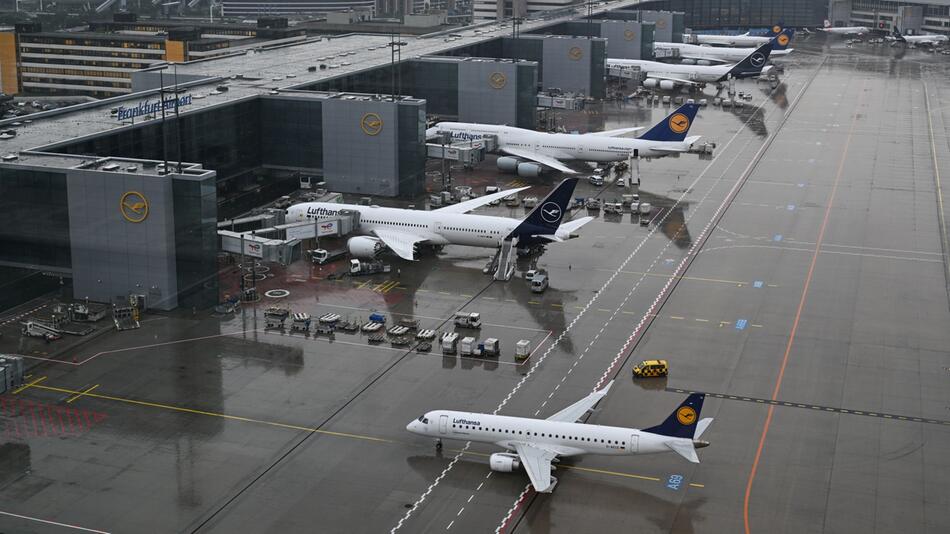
top-left (634, 0), bottom-right (827, 30)
top-left (832, 0), bottom-right (950, 34)
top-left (0, 0), bottom-right (640, 311)
top-left (0, 15), bottom-right (308, 97)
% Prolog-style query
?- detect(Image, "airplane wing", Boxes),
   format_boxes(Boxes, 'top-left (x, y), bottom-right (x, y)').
top-left (512, 442), bottom-right (559, 493)
top-left (546, 380), bottom-right (613, 423)
top-left (500, 147), bottom-right (578, 175)
top-left (589, 126), bottom-right (645, 137)
top-left (646, 73), bottom-right (704, 87)
top-left (433, 186), bottom-right (531, 214)
top-left (370, 228), bottom-right (425, 261)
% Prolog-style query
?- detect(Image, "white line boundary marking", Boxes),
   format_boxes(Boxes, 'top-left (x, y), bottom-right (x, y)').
top-left (0, 509), bottom-right (112, 534)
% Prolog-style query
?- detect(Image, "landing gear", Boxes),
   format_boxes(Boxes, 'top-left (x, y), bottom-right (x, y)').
top-left (547, 476), bottom-right (559, 492)
top-left (435, 439), bottom-right (443, 451)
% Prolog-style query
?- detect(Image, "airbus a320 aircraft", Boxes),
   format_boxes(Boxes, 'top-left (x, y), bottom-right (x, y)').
top-left (608, 39), bottom-right (775, 91)
top-left (820, 20), bottom-right (870, 35)
top-left (285, 178), bottom-right (593, 261)
top-left (406, 382), bottom-right (713, 493)
top-left (690, 23), bottom-right (785, 47)
top-left (427, 103), bottom-right (701, 177)
top-left (887, 26), bottom-right (948, 46)
top-left (655, 29), bottom-right (794, 65)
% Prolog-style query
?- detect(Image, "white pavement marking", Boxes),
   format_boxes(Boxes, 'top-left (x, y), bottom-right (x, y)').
top-left (0, 510), bottom-right (111, 534)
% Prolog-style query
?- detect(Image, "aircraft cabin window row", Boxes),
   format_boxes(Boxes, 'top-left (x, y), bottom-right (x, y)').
top-left (451, 424), bottom-right (625, 446)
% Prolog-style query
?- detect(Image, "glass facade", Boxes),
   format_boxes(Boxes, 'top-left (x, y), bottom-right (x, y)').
top-left (635, 0), bottom-right (828, 29)
top-left (172, 175), bottom-right (219, 309)
top-left (0, 168), bottom-right (70, 270)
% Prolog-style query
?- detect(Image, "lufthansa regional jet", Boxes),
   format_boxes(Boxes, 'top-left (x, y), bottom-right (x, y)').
top-left (887, 26), bottom-right (948, 46)
top-left (608, 39), bottom-right (775, 91)
top-left (427, 103), bottom-right (702, 177)
top-left (820, 20), bottom-right (870, 35)
top-left (406, 382), bottom-right (713, 493)
top-left (285, 178), bottom-right (593, 261)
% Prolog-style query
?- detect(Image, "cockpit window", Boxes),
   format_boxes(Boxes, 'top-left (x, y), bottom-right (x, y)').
top-left (417, 415), bottom-right (428, 424)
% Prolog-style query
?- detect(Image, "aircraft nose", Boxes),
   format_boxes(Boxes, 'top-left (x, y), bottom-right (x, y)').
top-left (406, 421), bottom-right (418, 433)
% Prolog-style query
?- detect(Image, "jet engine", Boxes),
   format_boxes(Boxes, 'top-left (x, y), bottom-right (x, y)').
top-left (696, 60), bottom-right (712, 66)
top-left (680, 58), bottom-right (696, 65)
top-left (489, 453), bottom-right (521, 473)
top-left (517, 162), bottom-right (542, 178)
top-left (658, 80), bottom-right (676, 90)
top-left (642, 78), bottom-right (659, 88)
top-left (496, 156), bottom-right (521, 173)
top-left (347, 236), bottom-right (385, 258)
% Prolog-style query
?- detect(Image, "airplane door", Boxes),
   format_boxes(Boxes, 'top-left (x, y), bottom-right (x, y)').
top-left (439, 415), bottom-right (448, 435)
top-left (630, 434), bottom-right (639, 453)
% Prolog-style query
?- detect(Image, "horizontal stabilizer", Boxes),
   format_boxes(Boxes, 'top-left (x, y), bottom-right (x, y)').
top-left (695, 418), bottom-right (714, 439)
top-left (667, 439), bottom-right (700, 463)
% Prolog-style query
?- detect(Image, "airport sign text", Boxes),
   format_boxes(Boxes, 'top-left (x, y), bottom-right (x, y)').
top-left (116, 94), bottom-right (193, 121)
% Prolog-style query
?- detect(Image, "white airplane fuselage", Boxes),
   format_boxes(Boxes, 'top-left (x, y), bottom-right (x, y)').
top-left (406, 410), bottom-right (679, 457)
top-left (823, 26), bottom-right (869, 35)
top-left (286, 202), bottom-right (528, 249)
top-left (693, 34), bottom-right (772, 47)
top-left (656, 41), bottom-right (791, 62)
top-left (898, 34), bottom-right (948, 44)
top-left (431, 122), bottom-right (694, 161)
top-left (607, 58), bottom-right (738, 83)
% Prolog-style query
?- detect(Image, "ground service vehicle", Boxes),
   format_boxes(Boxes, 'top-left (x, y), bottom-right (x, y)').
top-left (633, 359), bottom-right (669, 378)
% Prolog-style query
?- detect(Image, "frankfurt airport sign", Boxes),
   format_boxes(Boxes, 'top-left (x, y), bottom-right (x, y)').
top-left (115, 94), bottom-right (193, 121)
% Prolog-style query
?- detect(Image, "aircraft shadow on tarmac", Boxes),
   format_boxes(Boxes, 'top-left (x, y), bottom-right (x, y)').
top-left (404, 453), bottom-right (707, 532)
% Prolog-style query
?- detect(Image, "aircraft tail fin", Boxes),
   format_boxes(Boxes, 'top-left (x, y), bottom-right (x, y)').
top-left (512, 178), bottom-right (579, 236)
top-left (638, 103), bottom-right (701, 142)
top-left (823, 19), bottom-right (831, 29)
top-left (725, 40), bottom-right (773, 78)
top-left (766, 22), bottom-right (785, 37)
top-left (893, 27), bottom-right (907, 41)
top-left (772, 28), bottom-right (794, 50)
top-left (643, 393), bottom-right (705, 439)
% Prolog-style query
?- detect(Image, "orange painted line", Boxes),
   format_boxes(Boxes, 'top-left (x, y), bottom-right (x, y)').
top-left (743, 80), bottom-right (865, 534)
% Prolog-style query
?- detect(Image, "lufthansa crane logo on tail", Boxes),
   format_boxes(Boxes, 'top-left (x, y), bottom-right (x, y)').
top-left (777, 33), bottom-right (790, 46)
top-left (676, 406), bottom-right (697, 426)
top-left (120, 191), bottom-right (149, 223)
top-left (624, 29), bottom-right (636, 41)
top-left (489, 71), bottom-right (507, 89)
top-left (668, 112), bottom-right (690, 134)
top-left (749, 52), bottom-right (766, 67)
top-left (773, 25), bottom-right (782, 34)
top-left (539, 201), bottom-right (562, 224)
top-left (360, 113), bottom-right (383, 136)
top-left (568, 46), bottom-right (583, 60)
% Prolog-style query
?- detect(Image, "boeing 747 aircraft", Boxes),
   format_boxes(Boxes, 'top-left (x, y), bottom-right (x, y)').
top-left (427, 103), bottom-right (701, 177)
top-left (608, 39), bottom-right (775, 91)
top-left (285, 178), bottom-right (593, 261)
top-left (407, 382), bottom-right (713, 493)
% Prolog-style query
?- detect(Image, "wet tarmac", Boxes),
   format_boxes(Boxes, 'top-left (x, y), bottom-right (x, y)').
top-left (2, 34), bottom-right (950, 534)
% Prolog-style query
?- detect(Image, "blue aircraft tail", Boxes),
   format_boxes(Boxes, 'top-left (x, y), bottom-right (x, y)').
top-left (892, 27), bottom-right (907, 41)
top-left (643, 393), bottom-right (705, 439)
top-left (638, 103), bottom-right (701, 143)
top-left (772, 28), bottom-right (795, 50)
top-left (511, 178), bottom-right (578, 237)
top-left (724, 39), bottom-right (774, 79)
top-left (765, 22), bottom-right (785, 37)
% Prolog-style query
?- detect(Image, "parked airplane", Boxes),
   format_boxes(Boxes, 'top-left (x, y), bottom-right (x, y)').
top-left (406, 382), bottom-right (713, 493)
top-left (285, 178), bottom-right (593, 261)
top-left (608, 39), bottom-right (775, 91)
top-left (887, 26), bottom-right (948, 45)
top-left (820, 20), bottom-right (870, 35)
top-left (656, 29), bottom-right (794, 65)
top-left (428, 103), bottom-right (701, 177)
top-left (690, 23), bottom-right (786, 47)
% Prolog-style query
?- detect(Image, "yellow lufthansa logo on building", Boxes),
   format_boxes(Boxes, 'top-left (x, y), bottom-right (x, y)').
top-left (489, 71), bottom-right (507, 89)
top-left (676, 406), bottom-right (697, 426)
top-left (120, 191), bottom-right (149, 223)
top-left (624, 29), bottom-right (636, 41)
top-left (773, 25), bottom-right (782, 34)
top-left (656, 19), bottom-right (667, 29)
top-left (777, 33), bottom-right (790, 46)
top-left (360, 112), bottom-right (383, 136)
top-left (568, 46), bottom-right (583, 60)
top-left (668, 112), bottom-right (690, 134)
